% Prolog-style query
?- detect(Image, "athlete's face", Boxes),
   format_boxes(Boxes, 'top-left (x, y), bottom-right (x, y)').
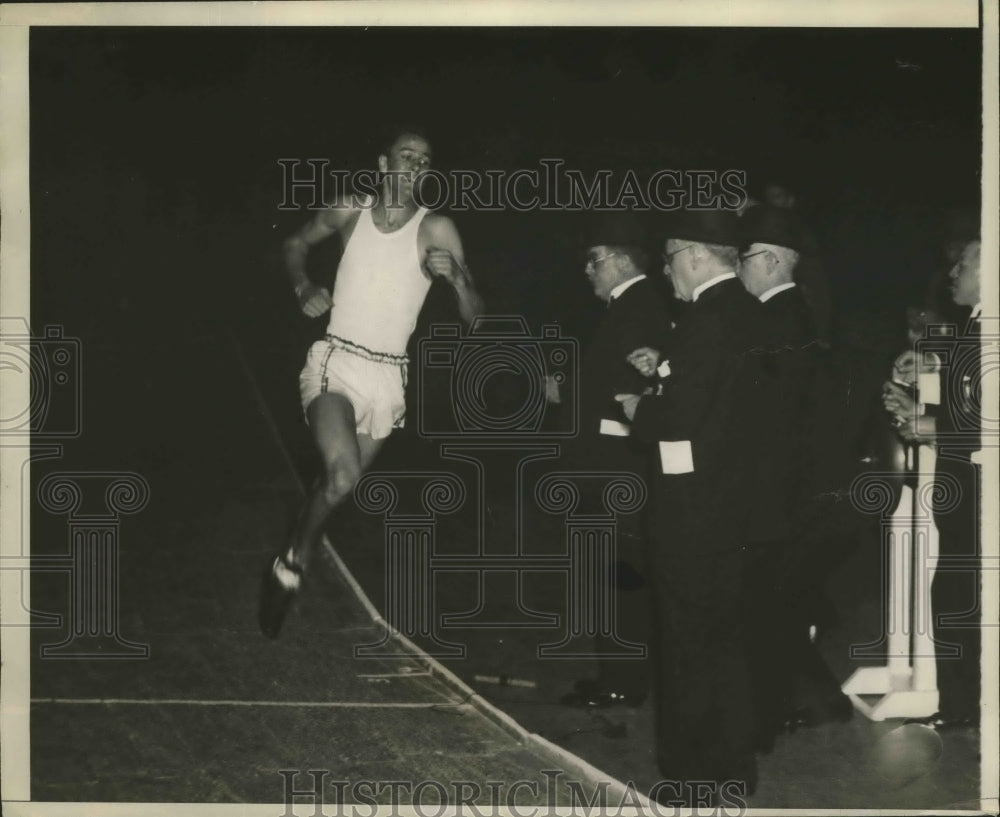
top-left (380, 134), bottom-right (432, 201)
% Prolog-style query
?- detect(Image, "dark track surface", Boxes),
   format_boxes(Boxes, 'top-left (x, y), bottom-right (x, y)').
top-left (26, 229), bottom-right (981, 807)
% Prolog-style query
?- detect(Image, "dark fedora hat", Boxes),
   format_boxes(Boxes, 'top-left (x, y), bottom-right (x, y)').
top-left (585, 211), bottom-right (650, 249)
top-left (738, 203), bottom-right (806, 252)
top-left (582, 211), bottom-right (653, 270)
top-left (664, 208), bottom-right (741, 248)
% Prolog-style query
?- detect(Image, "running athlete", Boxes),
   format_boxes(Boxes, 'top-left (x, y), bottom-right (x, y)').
top-left (259, 129), bottom-right (483, 638)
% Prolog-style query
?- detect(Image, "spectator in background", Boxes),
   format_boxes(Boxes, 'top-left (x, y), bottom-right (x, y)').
top-left (618, 210), bottom-right (766, 797)
top-left (741, 180), bottom-right (834, 348)
top-left (882, 237), bottom-right (982, 730)
top-left (923, 207), bottom-right (979, 324)
top-left (559, 213), bottom-right (672, 711)
top-left (734, 204), bottom-right (853, 747)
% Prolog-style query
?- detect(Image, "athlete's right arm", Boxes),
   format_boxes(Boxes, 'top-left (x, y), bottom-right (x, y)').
top-left (283, 207), bottom-right (353, 318)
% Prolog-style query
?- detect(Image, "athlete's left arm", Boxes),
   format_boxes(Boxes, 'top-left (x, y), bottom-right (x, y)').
top-left (422, 215), bottom-right (484, 326)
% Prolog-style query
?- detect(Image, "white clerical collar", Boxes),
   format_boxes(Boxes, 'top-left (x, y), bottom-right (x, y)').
top-left (692, 272), bottom-right (737, 302)
top-left (609, 274), bottom-right (646, 302)
top-left (971, 302), bottom-right (982, 319)
top-left (759, 282), bottom-right (797, 303)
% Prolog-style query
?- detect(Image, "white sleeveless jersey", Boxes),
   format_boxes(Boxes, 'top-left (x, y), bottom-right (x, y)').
top-left (326, 204), bottom-right (432, 356)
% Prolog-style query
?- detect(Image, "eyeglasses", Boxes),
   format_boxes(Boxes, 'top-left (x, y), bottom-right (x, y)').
top-left (739, 249), bottom-right (769, 262)
top-left (585, 252), bottom-right (618, 268)
top-left (662, 244), bottom-right (694, 264)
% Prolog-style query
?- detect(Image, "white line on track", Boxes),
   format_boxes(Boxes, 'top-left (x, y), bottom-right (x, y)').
top-left (223, 328), bottom-right (644, 805)
top-left (357, 671), bottom-right (433, 679)
top-left (31, 697), bottom-right (464, 708)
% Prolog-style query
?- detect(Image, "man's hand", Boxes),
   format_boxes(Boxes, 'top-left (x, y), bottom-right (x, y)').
top-left (627, 347), bottom-right (661, 378)
top-left (897, 414), bottom-right (936, 445)
top-left (882, 380), bottom-right (918, 421)
top-left (424, 247), bottom-right (465, 285)
top-left (891, 349), bottom-right (940, 387)
top-left (615, 393), bottom-right (642, 422)
top-left (297, 283), bottom-right (333, 318)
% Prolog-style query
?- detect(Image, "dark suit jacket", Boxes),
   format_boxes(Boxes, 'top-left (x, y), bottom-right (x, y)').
top-left (567, 276), bottom-right (672, 476)
top-left (761, 286), bottom-right (815, 351)
top-left (632, 276), bottom-right (767, 556)
top-left (749, 285), bottom-right (819, 539)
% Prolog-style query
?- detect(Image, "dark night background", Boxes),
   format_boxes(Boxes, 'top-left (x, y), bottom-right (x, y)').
top-left (28, 24), bottom-right (983, 477)
top-left (31, 26), bottom-right (981, 320)
top-left (30, 26), bottom-right (982, 460)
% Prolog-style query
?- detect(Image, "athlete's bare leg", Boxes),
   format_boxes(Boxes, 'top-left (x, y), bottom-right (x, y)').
top-left (287, 392), bottom-right (386, 568)
top-left (260, 391), bottom-right (385, 638)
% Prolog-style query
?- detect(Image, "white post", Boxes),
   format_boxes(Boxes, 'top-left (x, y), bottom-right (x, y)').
top-left (842, 381), bottom-right (941, 719)
top-left (911, 443), bottom-right (940, 694)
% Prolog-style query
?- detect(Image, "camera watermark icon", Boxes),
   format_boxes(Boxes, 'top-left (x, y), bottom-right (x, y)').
top-left (912, 316), bottom-right (998, 446)
top-left (0, 317), bottom-right (81, 438)
top-left (417, 317), bottom-right (578, 438)
top-left (841, 315), bottom-right (994, 718)
top-left (0, 319), bottom-right (150, 658)
top-left (846, 317), bottom-right (993, 662)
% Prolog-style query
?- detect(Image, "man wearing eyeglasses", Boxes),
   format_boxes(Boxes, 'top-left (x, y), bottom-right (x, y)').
top-left (559, 213), bottom-right (671, 711)
top-left (735, 205), bottom-right (855, 748)
top-left (736, 207), bottom-right (816, 554)
top-left (737, 207), bottom-right (813, 338)
top-left (616, 210), bottom-right (768, 798)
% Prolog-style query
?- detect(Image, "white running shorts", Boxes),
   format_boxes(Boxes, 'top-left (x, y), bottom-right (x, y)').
top-left (299, 335), bottom-right (408, 440)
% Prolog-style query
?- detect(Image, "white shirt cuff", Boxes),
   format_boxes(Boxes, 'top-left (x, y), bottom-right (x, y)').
top-left (600, 419), bottom-right (631, 437)
top-left (659, 440), bottom-right (694, 474)
top-left (918, 372), bottom-right (940, 406)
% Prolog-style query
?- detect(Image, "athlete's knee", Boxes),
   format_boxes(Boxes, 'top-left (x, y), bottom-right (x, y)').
top-left (321, 456), bottom-right (361, 505)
